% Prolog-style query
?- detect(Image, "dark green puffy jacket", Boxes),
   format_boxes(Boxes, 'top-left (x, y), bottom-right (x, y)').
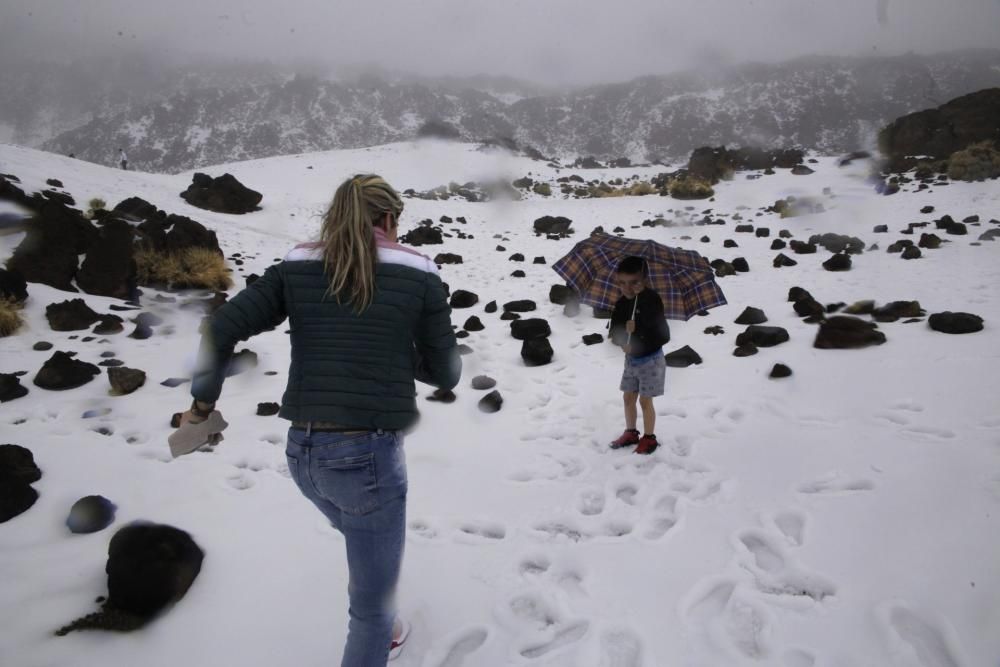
top-left (190, 243), bottom-right (461, 431)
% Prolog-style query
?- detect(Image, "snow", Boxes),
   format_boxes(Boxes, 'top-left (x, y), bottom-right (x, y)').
top-left (1, 140), bottom-right (999, 667)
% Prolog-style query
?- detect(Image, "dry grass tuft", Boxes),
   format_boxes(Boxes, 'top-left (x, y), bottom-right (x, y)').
top-left (947, 141), bottom-right (1000, 182)
top-left (134, 247), bottom-right (232, 290)
top-left (0, 298), bottom-right (24, 337)
top-left (668, 176), bottom-right (715, 200)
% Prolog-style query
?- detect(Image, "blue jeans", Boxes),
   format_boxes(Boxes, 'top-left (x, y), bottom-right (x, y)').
top-left (286, 428), bottom-right (407, 667)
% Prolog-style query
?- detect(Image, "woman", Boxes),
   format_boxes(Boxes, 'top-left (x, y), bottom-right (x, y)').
top-left (177, 174), bottom-right (461, 665)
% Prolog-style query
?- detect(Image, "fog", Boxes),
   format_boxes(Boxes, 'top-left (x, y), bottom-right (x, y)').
top-left (2, 0), bottom-right (999, 85)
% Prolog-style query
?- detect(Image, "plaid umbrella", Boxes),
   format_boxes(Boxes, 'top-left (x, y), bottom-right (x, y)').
top-left (552, 232), bottom-right (727, 320)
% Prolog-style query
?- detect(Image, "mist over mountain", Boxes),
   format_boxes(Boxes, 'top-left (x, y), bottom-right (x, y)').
top-left (6, 49), bottom-right (999, 173)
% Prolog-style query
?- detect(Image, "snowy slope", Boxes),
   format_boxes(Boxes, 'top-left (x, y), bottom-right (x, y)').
top-left (1, 140), bottom-right (999, 667)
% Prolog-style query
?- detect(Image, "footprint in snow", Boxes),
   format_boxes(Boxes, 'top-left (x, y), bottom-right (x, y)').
top-left (773, 511), bottom-right (806, 546)
top-left (598, 627), bottom-right (643, 667)
top-left (880, 602), bottom-right (964, 667)
top-left (797, 474), bottom-right (874, 494)
top-left (223, 471), bottom-right (254, 490)
top-left (425, 627), bottom-right (490, 667)
top-left (457, 521), bottom-right (506, 541)
top-left (408, 519), bottom-right (439, 539)
top-left (518, 556), bottom-right (551, 576)
top-left (577, 489), bottom-right (605, 516)
top-left (519, 620), bottom-right (590, 660)
top-left (615, 483), bottom-right (639, 506)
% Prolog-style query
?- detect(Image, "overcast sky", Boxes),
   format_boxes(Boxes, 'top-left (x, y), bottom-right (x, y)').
top-left (1, 0), bottom-right (999, 85)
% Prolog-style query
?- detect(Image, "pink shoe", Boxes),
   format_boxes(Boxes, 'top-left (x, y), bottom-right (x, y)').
top-left (389, 617), bottom-right (410, 661)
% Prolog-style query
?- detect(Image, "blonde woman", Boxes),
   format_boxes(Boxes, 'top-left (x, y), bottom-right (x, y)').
top-left (178, 174), bottom-right (461, 665)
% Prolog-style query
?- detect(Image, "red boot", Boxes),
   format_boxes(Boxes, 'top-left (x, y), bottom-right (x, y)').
top-left (610, 429), bottom-right (640, 449)
top-left (635, 434), bottom-right (659, 455)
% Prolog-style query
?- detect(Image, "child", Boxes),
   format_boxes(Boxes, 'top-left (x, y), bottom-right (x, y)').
top-left (608, 256), bottom-right (670, 454)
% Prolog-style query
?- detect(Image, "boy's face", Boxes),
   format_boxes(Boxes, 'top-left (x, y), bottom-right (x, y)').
top-left (615, 271), bottom-right (645, 299)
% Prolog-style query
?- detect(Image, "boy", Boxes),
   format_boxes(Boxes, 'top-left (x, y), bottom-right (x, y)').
top-left (608, 256), bottom-right (670, 454)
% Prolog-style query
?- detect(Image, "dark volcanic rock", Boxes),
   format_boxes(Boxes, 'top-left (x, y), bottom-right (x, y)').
top-left (769, 363), bottom-right (793, 378)
top-left (736, 325), bottom-right (789, 347)
top-left (33, 341), bottom-right (54, 351)
top-left (510, 270), bottom-right (526, 278)
top-left (7, 200), bottom-right (97, 292)
top-left (93, 315), bottom-right (125, 335)
top-left (34, 351), bottom-right (100, 390)
top-left (0, 373), bottom-right (29, 402)
top-left (463, 316), bottom-right (485, 332)
top-left (503, 300), bottom-right (537, 313)
top-left (733, 342), bottom-right (759, 357)
top-left (400, 225), bottom-right (443, 246)
top-left (873, 301), bottom-right (924, 322)
top-left (225, 349), bottom-right (258, 377)
top-left (104, 523), bottom-right (203, 615)
top-left (770, 239), bottom-right (787, 250)
top-left (731, 257), bottom-right (750, 272)
top-left (471, 375), bottom-right (496, 390)
top-left (478, 390), bottom-right (503, 413)
top-left (734, 307), bottom-right (767, 325)
top-left (108, 367), bottom-right (146, 395)
top-left (814, 316), bottom-right (887, 349)
top-left (46, 299), bottom-right (101, 331)
top-left (180, 173), bottom-right (262, 214)
top-left (0, 444), bottom-right (42, 485)
top-left (256, 402), bottom-right (280, 416)
top-left (789, 240), bottom-right (817, 254)
top-left (879, 89), bottom-right (1000, 166)
top-left (76, 219), bottom-right (137, 299)
top-left (582, 333), bottom-right (603, 345)
top-left (1, 480), bottom-right (38, 523)
top-left (533, 216), bottom-right (573, 235)
top-left (509, 253), bottom-right (525, 262)
top-left (129, 324), bottom-right (153, 340)
top-left (901, 245), bottom-right (922, 260)
top-left (66, 495), bottom-right (117, 534)
top-left (918, 233), bottom-right (943, 249)
top-left (822, 254), bottom-right (852, 271)
top-left (664, 345), bottom-right (703, 367)
top-left (484, 300), bottom-right (498, 314)
top-left (549, 284), bottom-right (575, 305)
top-left (521, 338), bottom-right (554, 366)
top-left (510, 318), bottom-right (551, 341)
top-left (501, 311), bottom-right (520, 321)
top-left (810, 233), bottom-right (864, 254)
top-left (928, 311), bottom-right (984, 334)
top-left (773, 253), bottom-right (798, 268)
top-left (449, 290), bottom-right (479, 308)
top-left (434, 253), bottom-right (463, 265)
top-left (0, 268), bottom-right (28, 303)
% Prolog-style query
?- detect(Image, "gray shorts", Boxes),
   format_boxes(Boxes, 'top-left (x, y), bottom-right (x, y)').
top-left (620, 353), bottom-right (666, 397)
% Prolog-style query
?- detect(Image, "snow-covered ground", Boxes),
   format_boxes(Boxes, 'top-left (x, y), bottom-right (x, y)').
top-left (1, 140), bottom-right (998, 667)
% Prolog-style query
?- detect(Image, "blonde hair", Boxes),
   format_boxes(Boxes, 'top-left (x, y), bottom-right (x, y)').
top-left (320, 174), bottom-right (404, 312)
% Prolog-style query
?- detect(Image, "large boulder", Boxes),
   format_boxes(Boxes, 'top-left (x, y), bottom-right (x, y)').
top-left (0, 444), bottom-right (42, 485)
top-left (136, 214), bottom-right (222, 255)
top-left (736, 325), bottom-right (789, 348)
top-left (879, 89), bottom-right (1000, 168)
top-left (180, 173), bottom-right (262, 214)
top-left (7, 200), bottom-right (97, 291)
top-left (76, 219), bottom-right (138, 299)
top-left (533, 216), bottom-right (573, 235)
top-left (34, 351), bottom-right (101, 390)
top-left (521, 338), bottom-right (554, 366)
top-left (814, 316), bottom-right (886, 349)
top-left (45, 299), bottom-right (101, 331)
top-left (510, 318), bottom-right (551, 341)
top-left (928, 311), bottom-right (984, 334)
top-left (56, 522), bottom-right (205, 635)
top-left (0, 373), bottom-right (29, 402)
top-left (0, 268), bottom-right (28, 303)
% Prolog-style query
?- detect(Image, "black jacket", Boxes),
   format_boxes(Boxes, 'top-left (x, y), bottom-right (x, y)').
top-left (190, 245), bottom-right (461, 431)
top-left (609, 288), bottom-right (670, 357)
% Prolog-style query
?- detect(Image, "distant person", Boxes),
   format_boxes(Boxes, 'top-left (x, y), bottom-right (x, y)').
top-left (118, 148), bottom-right (128, 170)
top-left (608, 256), bottom-right (670, 454)
top-left (174, 173), bottom-right (461, 665)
